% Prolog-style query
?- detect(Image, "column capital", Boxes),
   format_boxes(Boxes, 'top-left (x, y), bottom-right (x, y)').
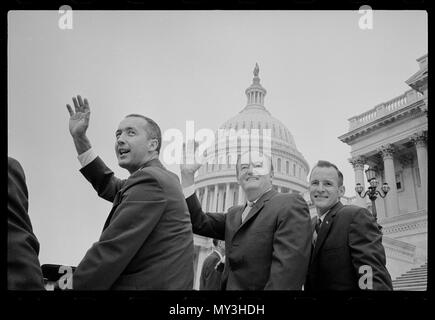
top-left (398, 154), bottom-right (413, 168)
top-left (349, 156), bottom-right (366, 170)
top-left (378, 144), bottom-right (395, 160)
top-left (410, 131), bottom-right (427, 148)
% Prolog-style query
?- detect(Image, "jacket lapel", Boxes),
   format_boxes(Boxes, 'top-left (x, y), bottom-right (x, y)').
top-left (234, 189), bottom-right (277, 235)
top-left (312, 201), bottom-right (343, 259)
top-left (102, 158), bottom-right (164, 231)
top-left (234, 205), bottom-right (245, 228)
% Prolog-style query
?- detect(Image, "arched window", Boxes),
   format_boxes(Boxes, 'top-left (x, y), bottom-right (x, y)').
top-left (277, 158), bottom-right (282, 173)
top-left (286, 161), bottom-right (289, 175)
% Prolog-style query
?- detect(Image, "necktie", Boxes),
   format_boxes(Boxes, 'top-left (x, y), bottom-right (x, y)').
top-left (241, 202), bottom-right (254, 223)
top-left (315, 217), bottom-right (322, 234)
top-left (313, 217), bottom-right (322, 246)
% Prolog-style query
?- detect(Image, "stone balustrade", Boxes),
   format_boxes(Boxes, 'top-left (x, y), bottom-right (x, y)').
top-left (348, 89), bottom-right (424, 131)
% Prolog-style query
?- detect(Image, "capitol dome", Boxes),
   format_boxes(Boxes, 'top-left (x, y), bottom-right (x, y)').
top-left (194, 63), bottom-right (310, 212)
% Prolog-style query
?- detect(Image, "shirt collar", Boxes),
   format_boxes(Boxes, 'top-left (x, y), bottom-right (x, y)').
top-left (318, 210), bottom-right (329, 222)
top-left (317, 200), bottom-right (340, 222)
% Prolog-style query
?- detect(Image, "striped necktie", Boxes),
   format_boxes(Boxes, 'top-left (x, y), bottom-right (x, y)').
top-left (313, 217), bottom-right (322, 246)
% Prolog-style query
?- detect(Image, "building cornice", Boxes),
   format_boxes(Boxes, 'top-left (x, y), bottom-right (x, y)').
top-left (338, 98), bottom-right (426, 145)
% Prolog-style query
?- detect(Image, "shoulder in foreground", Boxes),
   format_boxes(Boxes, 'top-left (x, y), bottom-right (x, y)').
top-left (8, 157), bottom-right (24, 175)
top-left (341, 204), bottom-right (369, 213)
top-left (340, 204), bottom-right (373, 219)
top-left (126, 166), bottom-right (162, 186)
top-left (8, 156), bottom-right (20, 169)
top-left (274, 192), bottom-right (306, 204)
top-left (138, 165), bottom-right (179, 180)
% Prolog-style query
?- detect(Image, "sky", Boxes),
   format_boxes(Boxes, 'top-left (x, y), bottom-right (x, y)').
top-left (8, 10), bottom-right (427, 266)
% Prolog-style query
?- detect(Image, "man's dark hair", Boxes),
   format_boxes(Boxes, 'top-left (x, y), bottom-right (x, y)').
top-left (311, 160), bottom-right (344, 186)
top-left (125, 114), bottom-right (162, 154)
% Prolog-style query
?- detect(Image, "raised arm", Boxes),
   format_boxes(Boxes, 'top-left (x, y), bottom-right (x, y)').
top-left (66, 95), bottom-right (124, 201)
top-left (180, 144), bottom-right (225, 240)
top-left (185, 193), bottom-right (226, 240)
top-left (66, 95), bottom-right (92, 155)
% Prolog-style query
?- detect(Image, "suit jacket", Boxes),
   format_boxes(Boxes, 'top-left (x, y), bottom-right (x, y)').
top-left (199, 251), bottom-right (223, 290)
top-left (186, 189), bottom-right (312, 290)
top-left (8, 157), bottom-right (44, 290)
top-left (305, 201), bottom-right (393, 291)
top-left (73, 157), bottom-right (194, 290)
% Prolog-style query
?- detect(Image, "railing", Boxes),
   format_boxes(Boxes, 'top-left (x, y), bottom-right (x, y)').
top-left (348, 89), bottom-right (424, 131)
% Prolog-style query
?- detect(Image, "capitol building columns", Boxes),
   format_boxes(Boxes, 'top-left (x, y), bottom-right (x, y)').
top-left (224, 183), bottom-right (232, 211)
top-left (349, 156), bottom-right (367, 208)
top-left (378, 144), bottom-right (400, 218)
top-left (411, 131), bottom-right (427, 210)
top-left (201, 186), bottom-right (209, 210)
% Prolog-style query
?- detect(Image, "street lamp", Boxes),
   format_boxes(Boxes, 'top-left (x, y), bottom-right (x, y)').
top-left (355, 167), bottom-right (390, 229)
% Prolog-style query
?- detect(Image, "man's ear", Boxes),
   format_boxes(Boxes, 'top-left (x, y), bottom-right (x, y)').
top-left (148, 139), bottom-right (158, 152)
top-left (338, 185), bottom-right (345, 198)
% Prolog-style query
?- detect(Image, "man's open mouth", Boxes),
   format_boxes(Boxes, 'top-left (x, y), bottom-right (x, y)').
top-left (119, 149), bottom-right (130, 156)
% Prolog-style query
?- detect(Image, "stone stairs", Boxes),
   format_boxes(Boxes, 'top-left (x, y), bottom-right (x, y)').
top-left (392, 262), bottom-right (427, 291)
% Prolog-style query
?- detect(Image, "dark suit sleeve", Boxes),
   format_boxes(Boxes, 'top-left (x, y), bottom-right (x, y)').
top-left (348, 208), bottom-right (393, 290)
top-left (265, 194), bottom-right (312, 290)
top-left (80, 156), bottom-right (125, 202)
top-left (73, 173), bottom-right (167, 290)
top-left (186, 193), bottom-right (226, 240)
top-left (7, 157), bottom-right (44, 290)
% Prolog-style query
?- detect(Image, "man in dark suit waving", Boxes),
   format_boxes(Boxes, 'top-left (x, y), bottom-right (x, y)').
top-left (305, 160), bottom-right (392, 290)
top-left (180, 150), bottom-right (312, 290)
top-left (65, 95), bottom-right (194, 290)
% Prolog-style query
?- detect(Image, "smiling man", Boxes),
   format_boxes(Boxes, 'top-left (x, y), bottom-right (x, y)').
top-left (180, 150), bottom-right (312, 290)
top-left (305, 160), bottom-right (392, 290)
top-left (65, 95), bottom-right (194, 290)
